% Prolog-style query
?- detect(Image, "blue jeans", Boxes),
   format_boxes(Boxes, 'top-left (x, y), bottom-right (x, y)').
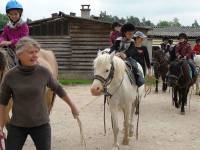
top-left (6, 123), bottom-right (51, 150)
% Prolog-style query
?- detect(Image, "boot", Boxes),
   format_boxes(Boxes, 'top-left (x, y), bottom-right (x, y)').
top-left (132, 66), bottom-right (145, 87)
top-left (188, 60), bottom-right (198, 86)
top-left (127, 57), bottom-right (145, 87)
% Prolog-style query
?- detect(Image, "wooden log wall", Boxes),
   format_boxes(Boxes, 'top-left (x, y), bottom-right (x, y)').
top-left (69, 21), bottom-right (110, 73)
top-left (32, 36), bottom-right (72, 73)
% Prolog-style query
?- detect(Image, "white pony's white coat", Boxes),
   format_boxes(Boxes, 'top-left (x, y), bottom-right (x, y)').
top-left (91, 50), bottom-right (144, 150)
top-left (194, 55), bottom-right (200, 95)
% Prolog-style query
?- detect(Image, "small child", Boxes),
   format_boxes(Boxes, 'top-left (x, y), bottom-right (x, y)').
top-left (109, 22), bottom-right (122, 47)
top-left (0, 0), bottom-right (29, 67)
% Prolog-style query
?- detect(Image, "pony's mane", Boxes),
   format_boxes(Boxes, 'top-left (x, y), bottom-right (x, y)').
top-left (94, 53), bottom-right (126, 79)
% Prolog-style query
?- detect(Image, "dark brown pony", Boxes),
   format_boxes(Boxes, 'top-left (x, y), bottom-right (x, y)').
top-left (152, 48), bottom-right (169, 92)
top-left (167, 60), bottom-right (194, 114)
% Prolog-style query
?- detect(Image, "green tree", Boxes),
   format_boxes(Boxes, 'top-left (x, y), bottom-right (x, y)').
top-left (157, 20), bottom-right (170, 27)
top-left (170, 18), bottom-right (181, 27)
top-left (157, 18), bottom-right (182, 27)
top-left (126, 16), bottom-right (140, 26)
top-left (192, 20), bottom-right (199, 27)
top-left (0, 13), bottom-right (8, 30)
top-left (141, 17), bottom-right (154, 26)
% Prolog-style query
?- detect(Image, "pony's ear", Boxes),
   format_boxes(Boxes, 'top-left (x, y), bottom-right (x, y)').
top-left (110, 51), bottom-right (115, 61)
top-left (97, 49), bottom-right (102, 56)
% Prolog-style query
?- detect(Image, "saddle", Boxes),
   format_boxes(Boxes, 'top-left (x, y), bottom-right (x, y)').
top-left (125, 58), bottom-right (145, 87)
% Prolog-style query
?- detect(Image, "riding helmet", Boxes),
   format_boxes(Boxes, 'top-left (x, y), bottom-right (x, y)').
top-left (178, 33), bottom-right (188, 40)
top-left (6, 0), bottom-right (23, 14)
top-left (121, 23), bottom-right (135, 37)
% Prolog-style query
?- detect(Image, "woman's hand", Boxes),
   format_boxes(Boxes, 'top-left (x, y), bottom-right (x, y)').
top-left (70, 104), bottom-right (79, 119)
top-left (115, 52), bottom-right (127, 59)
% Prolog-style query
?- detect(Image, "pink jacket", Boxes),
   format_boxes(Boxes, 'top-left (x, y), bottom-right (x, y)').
top-left (175, 41), bottom-right (192, 59)
top-left (109, 31), bottom-right (121, 47)
top-left (0, 22), bottom-right (29, 49)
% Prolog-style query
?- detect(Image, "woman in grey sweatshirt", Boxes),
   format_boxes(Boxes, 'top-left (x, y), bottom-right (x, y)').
top-left (0, 36), bottom-right (79, 150)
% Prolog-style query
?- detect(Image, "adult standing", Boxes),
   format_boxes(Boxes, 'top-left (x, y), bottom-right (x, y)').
top-left (0, 37), bottom-right (79, 150)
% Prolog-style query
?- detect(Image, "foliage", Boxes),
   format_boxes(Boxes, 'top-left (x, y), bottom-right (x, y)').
top-left (59, 79), bottom-right (92, 85)
top-left (99, 11), bottom-right (154, 26)
top-left (157, 18), bottom-right (181, 27)
top-left (0, 13), bottom-right (8, 30)
top-left (192, 20), bottom-right (199, 27)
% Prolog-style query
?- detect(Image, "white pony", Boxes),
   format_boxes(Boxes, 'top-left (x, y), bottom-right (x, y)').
top-left (90, 50), bottom-right (144, 150)
top-left (194, 54), bottom-right (200, 95)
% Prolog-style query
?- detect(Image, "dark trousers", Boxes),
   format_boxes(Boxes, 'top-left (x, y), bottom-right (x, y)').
top-left (6, 123), bottom-right (51, 150)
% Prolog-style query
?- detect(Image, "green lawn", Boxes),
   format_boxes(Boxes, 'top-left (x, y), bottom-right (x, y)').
top-left (59, 77), bottom-right (156, 86)
top-left (59, 79), bottom-right (92, 85)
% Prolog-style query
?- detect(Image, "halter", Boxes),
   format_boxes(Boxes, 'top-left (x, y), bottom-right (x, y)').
top-left (93, 60), bottom-right (124, 134)
top-left (168, 60), bottom-right (186, 88)
top-left (94, 61), bottom-right (115, 97)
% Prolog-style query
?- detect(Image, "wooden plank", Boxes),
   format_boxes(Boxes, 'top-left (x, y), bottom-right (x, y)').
top-left (32, 36), bottom-right (70, 39)
top-left (45, 47), bottom-right (71, 51)
top-left (40, 45), bottom-right (71, 49)
top-left (37, 41), bottom-right (70, 44)
top-left (71, 43), bottom-right (109, 46)
top-left (70, 25), bottom-right (111, 30)
top-left (70, 34), bottom-right (108, 38)
top-left (70, 66), bottom-right (93, 70)
top-left (71, 58), bottom-right (95, 61)
top-left (72, 45), bottom-right (108, 49)
top-left (70, 31), bottom-right (109, 35)
top-left (72, 37), bottom-right (108, 42)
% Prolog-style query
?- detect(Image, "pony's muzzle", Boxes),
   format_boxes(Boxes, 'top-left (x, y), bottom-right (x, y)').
top-left (90, 85), bottom-right (103, 96)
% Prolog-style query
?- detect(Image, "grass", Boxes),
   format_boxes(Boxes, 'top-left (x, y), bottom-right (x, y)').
top-left (59, 77), bottom-right (156, 86)
top-left (145, 76), bottom-right (156, 85)
top-left (59, 79), bottom-right (92, 85)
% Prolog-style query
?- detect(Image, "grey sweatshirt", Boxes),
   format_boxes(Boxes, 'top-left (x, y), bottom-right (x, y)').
top-left (0, 64), bottom-right (66, 127)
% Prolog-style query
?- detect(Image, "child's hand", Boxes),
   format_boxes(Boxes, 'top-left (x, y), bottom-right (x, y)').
top-left (0, 41), bottom-right (11, 47)
top-left (115, 52), bottom-right (127, 59)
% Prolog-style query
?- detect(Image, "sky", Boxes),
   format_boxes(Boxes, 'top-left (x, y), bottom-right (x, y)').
top-left (1, 0), bottom-right (200, 26)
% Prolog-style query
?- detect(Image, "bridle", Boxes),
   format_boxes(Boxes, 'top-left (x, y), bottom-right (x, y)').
top-left (168, 61), bottom-right (185, 88)
top-left (93, 61), bottom-right (115, 97)
top-left (93, 60), bottom-right (125, 134)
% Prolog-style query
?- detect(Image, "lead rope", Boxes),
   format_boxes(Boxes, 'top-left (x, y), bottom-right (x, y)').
top-left (76, 116), bottom-right (88, 150)
top-left (76, 96), bottom-right (102, 150)
top-left (136, 93), bottom-right (140, 140)
top-left (104, 94), bottom-right (107, 135)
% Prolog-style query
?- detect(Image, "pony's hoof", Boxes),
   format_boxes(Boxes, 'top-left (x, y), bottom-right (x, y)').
top-left (175, 102), bottom-right (180, 108)
top-left (112, 143), bottom-right (120, 150)
top-left (129, 130), bottom-right (134, 137)
top-left (122, 138), bottom-right (129, 145)
top-left (181, 111), bottom-right (185, 115)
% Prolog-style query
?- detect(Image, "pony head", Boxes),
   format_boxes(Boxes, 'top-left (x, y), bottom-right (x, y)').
top-left (90, 49), bottom-right (125, 96)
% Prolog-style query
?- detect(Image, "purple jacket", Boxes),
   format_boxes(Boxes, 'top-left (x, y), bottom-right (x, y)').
top-left (0, 23), bottom-right (29, 49)
top-left (109, 31), bottom-right (121, 47)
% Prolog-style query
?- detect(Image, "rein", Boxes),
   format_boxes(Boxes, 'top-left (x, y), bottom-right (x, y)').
top-left (93, 61), bottom-right (125, 134)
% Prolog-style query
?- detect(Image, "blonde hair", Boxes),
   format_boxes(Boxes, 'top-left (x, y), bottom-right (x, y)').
top-left (16, 36), bottom-right (40, 54)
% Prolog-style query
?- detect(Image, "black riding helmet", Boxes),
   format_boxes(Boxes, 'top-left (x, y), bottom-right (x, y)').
top-left (178, 33), bottom-right (188, 40)
top-left (111, 22), bottom-right (121, 31)
top-left (196, 37), bottom-right (200, 43)
top-left (121, 23), bottom-right (135, 37)
top-left (162, 36), bottom-right (169, 41)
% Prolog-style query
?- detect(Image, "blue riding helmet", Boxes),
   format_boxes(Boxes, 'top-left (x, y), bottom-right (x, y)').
top-left (6, 0), bottom-right (23, 13)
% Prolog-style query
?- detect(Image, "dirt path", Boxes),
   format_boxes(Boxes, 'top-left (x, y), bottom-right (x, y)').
top-left (23, 85), bottom-right (200, 150)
